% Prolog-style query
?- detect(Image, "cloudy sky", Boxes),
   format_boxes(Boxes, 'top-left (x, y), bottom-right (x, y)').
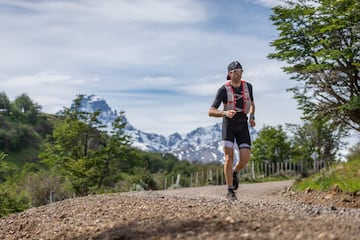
top-left (1, 0), bottom-right (303, 137)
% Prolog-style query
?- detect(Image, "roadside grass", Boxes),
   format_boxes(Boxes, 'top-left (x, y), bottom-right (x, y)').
top-left (293, 158), bottom-right (360, 193)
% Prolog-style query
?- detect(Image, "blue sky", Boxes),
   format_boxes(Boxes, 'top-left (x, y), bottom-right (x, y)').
top-left (0, 0), bottom-right (303, 136)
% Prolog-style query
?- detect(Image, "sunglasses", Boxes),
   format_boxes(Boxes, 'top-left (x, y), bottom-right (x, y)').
top-left (230, 69), bottom-right (243, 73)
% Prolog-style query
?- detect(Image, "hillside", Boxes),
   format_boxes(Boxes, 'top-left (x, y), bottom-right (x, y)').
top-left (1, 180), bottom-right (359, 240)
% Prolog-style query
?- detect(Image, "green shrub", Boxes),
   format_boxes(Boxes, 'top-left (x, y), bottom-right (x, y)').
top-left (0, 186), bottom-right (30, 217)
top-left (23, 170), bottom-right (72, 207)
top-left (130, 168), bottom-right (158, 191)
top-left (294, 159), bottom-right (360, 193)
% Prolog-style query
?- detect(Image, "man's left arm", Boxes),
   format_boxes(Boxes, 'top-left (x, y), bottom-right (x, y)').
top-left (249, 102), bottom-right (256, 127)
top-left (248, 83), bottom-right (255, 127)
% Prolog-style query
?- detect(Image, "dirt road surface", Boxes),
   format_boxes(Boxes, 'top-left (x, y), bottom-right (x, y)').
top-left (1, 180), bottom-right (359, 239)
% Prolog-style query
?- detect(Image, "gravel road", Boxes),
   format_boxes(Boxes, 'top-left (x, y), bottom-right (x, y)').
top-left (1, 180), bottom-right (359, 240)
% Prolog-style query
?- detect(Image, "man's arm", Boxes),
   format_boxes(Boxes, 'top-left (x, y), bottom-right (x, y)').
top-left (208, 107), bottom-right (226, 118)
top-left (249, 102), bottom-right (255, 116)
top-left (209, 107), bottom-right (236, 118)
top-left (249, 102), bottom-right (256, 127)
top-left (208, 86), bottom-right (237, 118)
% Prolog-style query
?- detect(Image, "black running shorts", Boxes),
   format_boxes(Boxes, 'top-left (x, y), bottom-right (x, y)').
top-left (222, 118), bottom-right (251, 149)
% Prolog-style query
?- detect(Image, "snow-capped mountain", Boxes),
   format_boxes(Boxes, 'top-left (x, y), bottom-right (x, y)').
top-left (77, 95), bottom-right (118, 126)
top-left (69, 94), bottom-right (257, 163)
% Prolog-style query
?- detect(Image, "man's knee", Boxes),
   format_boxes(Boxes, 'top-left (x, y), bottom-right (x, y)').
top-left (225, 159), bottom-right (234, 166)
top-left (224, 154), bottom-right (234, 164)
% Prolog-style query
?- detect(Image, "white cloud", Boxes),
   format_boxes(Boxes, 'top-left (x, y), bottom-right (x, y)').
top-left (0, 0), bottom-right (304, 136)
top-left (2, 0), bottom-right (208, 24)
top-left (252, 0), bottom-right (283, 7)
top-left (2, 72), bottom-right (77, 87)
top-left (0, 72), bottom-right (99, 114)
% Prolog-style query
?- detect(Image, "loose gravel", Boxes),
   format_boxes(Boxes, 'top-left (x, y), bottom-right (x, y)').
top-left (0, 180), bottom-right (359, 240)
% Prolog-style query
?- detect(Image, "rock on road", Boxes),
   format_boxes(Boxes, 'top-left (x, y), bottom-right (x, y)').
top-left (0, 180), bottom-right (359, 240)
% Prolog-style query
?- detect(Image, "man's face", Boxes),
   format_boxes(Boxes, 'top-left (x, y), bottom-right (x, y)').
top-left (229, 69), bottom-right (243, 81)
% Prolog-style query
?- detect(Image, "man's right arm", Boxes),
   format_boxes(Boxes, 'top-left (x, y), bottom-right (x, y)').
top-left (209, 107), bottom-right (226, 118)
top-left (209, 87), bottom-right (226, 118)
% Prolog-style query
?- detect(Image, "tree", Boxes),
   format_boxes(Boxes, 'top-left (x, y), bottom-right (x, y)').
top-left (0, 92), bottom-right (11, 115)
top-left (251, 125), bottom-right (291, 164)
top-left (268, 0), bottom-right (360, 131)
top-left (0, 152), bottom-right (15, 183)
top-left (40, 95), bottom-right (131, 195)
top-left (346, 141), bottom-right (360, 161)
top-left (0, 93), bottom-right (51, 152)
top-left (287, 118), bottom-right (346, 169)
top-left (95, 111), bottom-right (132, 188)
top-left (11, 93), bottom-right (42, 124)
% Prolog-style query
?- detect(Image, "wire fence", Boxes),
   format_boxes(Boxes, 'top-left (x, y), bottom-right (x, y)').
top-left (160, 160), bottom-right (322, 189)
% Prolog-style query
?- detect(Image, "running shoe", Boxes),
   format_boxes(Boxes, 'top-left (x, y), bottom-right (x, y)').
top-left (226, 190), bottom-right (237, 200)
top-left (233, 171), bottom-right (239, 190)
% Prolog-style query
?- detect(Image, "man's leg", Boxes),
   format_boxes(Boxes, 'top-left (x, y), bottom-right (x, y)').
top-left (224, 146), bottom-right (237, 200)
top-left (234, 148), bottom-right (251, 172)
top-left (224, 147), bottom-right (234, 187)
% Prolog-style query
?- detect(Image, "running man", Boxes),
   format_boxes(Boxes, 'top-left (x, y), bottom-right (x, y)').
top-left (208, 60), bottom-right (255, 200)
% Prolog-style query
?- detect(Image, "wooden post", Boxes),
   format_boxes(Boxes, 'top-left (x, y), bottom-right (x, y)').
top-left (251, 161), bottom-right (255, 180)
top-left (216, 169), bottom-right (219, 185)
top-left (175, 174), bottom-right (181, 187)
top-left (220, 171), bottom-right (224, 185)
top-left (195, 172), bottom-right (199, 187)
top-left (49, 191), bottom-right (55, 203)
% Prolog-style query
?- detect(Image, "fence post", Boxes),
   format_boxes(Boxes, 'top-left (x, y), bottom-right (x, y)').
top-left (220, 171), bottom-right (224, 185)
top-left (251, 161), bottom-right (255, 180)
top-left (49, 191), bottom-right (55, 203)
top-left (195, 172), bottom-right (199, 187)
top-left (190, 173), bottom-right (193, 187)
top-left (164, 177), bottom-right (167, 189)
top-left (216, 169), bottom-right (219, 185)
top-left (176, 174), bottom-right (181, 187)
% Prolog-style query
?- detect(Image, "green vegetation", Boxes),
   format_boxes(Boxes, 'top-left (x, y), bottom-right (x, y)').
top-left (268, 0), bottom-right (360, 195)
top-left (293, 158), bottom-right (360, 193)
top-left (0, 93), bottom-right (224, 217)
top-left (252, 125), bottom-right (291, 164)
top-left (269, 0), bottom-right (360, 131)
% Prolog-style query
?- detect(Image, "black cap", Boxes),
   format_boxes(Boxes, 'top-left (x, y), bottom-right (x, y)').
top-left (228, 61), bottom-right (243, 72)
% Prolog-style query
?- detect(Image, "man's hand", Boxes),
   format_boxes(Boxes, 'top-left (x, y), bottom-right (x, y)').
top-left (249, 119), bottom-right (256, 127)
top-left (225, 110), bottom-right (236, 118)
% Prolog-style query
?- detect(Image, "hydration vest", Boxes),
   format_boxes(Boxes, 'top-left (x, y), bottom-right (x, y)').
top-left (223, 80), bottom-right (252, 114)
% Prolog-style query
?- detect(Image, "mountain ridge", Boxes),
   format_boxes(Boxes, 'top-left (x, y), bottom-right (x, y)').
top-left (72, 94), bottom-right (257, 163)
